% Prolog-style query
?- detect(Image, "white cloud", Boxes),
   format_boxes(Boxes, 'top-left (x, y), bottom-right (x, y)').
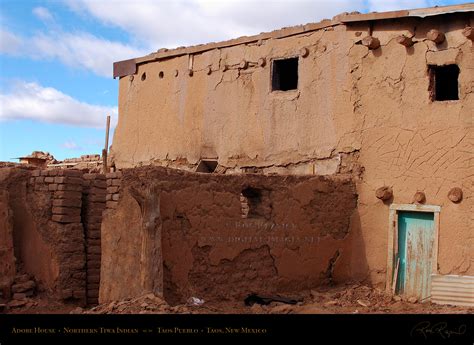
top-left (0, 81), bottom-right (117, 128)
top-left (30, 31), bottom-right (147, 77)
top-left (367, 0), bottom-right (429, 12)
top-left (0, 28), bottom-right (146, 77)
top-left (0, 29), bottom-right (23, 55)
top-left (68, 0), bottom-right (365, 49)
top-left (33, 7), bottom-right (54, 23)
top-left (61, 140), bottom-right (82, 150)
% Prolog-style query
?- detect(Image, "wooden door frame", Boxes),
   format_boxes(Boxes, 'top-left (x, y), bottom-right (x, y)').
top-left (385, 204), bottom-right (441, 293)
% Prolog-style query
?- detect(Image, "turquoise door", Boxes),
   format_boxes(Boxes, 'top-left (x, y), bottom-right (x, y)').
top-left (396, 211), bottom-right (435, 300)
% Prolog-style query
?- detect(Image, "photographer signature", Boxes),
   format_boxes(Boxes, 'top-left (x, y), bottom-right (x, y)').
top-left (411, 321), bottom-right (467, 339)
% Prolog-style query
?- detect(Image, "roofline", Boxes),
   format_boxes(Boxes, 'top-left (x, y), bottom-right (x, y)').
top-left (113, 3), bottom-right (474, 78)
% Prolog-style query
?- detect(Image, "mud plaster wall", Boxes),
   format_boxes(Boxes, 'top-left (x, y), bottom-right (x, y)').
top-left (111, 14), bottom-right (474, 285)
top-left (100, 166), bottom-right (359, 303)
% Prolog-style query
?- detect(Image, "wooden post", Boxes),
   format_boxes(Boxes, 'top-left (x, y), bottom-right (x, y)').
top-left (129, 184), bottom-right (163, 296)
top-left (103, 115), bottom-right (111, 173)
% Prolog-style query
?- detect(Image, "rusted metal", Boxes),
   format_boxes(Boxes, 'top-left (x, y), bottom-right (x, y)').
top-left (113, 58), bottom-right (137, 79)
top-left (431, 274), bottom-right (474, 307)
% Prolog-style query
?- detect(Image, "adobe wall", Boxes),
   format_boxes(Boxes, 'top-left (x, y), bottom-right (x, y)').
top-left (111, 13), bottom-right (473, 287)
top-left (99, 166), bottom-right (359, 303)
top-left (0, 167), bottom-right (107, 306)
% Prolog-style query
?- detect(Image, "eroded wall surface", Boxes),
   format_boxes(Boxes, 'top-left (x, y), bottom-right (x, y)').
top-left (111, 14), bottom-right (474, 286)
top-left (100, 166), bottom-right (359, 303)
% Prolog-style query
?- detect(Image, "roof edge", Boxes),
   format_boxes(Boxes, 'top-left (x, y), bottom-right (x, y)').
top-left (113, 3), bottom-right (474, 78)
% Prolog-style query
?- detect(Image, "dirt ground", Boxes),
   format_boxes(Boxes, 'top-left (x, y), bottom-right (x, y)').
top-left (5, 283), bottom-right (472, 314)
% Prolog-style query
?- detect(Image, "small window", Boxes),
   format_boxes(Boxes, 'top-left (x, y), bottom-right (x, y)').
top-left (240, 187), bottom-right (261, 219)
top-left (272, 57), bottom-right (298, 91)
top-left (429, 65), bottom-right (459, 101)
top-left (196, 159), bottom-right (218, 173)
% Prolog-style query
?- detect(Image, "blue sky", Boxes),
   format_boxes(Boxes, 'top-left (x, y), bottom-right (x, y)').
top-left (0, 0), bottom-right (470, 161)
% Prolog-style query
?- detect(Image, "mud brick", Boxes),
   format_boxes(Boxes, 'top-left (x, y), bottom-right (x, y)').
top-left (111, 179), bottom-right (121, 186)
top-left (83, 174), bottom-right (96, 180)
top-left (86, 215), bottom-right (102, 224)
top-left (87, 275), bottom-right (100, 284)
top-left (89, 195), bottom-right (106, 203)
top-left (52, 206), bottom-right (81, 216)
top-left (106, 194), bottom-right (112, 201)
top-left (35, 176), bottom-right (44, 183)
top-left (57, 176), bottom-right (83, 184)
top-left (105, 172), bottom-right (117, 179)
top-left (87, 284), bottom-right (100, 291)
top-left (40, 170), bottom-right (49, 176)
top-left (52, 198), bottom-right (82, 207)
top-left (48, 183), bottom-right (58, 191)
top-left (57, 184), bottom-right (82, 192)
top-left (29, 177), bottom-right (35, 184)
top-left (87, 246), bottom-right (101, 255)
top-left (52, 214), bottom-right (81, 223)
top-left (87, 230), bottom-right (101, 239)
top-left (32, 170), bottom-right (41, 177)
top-left (12, 281), bottom-right (35, 293)
top-left (106, 201), bottom-right (118, 208)
top-left (54, 190), bottom-right (82, 199)
top-left (106, 179), bottom-right (113, 186)
top-left (87, 290), bottom-right (99, 298)
top-left (48, 170), bottom-right (58, 176)
top-left (92, 179), bottom-right (107, 188)
top-left (44, 177), bottom-right (54, 183)
top-left (86, 223), bottom-right (101, 230)
top-left (90, 186), bottom-right (106, 194)
top-left (58, 170), bottom-right (83, 177)
top-left (107, 186), bottom-right (120, 194)
top-left (35, 184), bottom-right (49, 191)
top-left (112, 194), bottom-right (120, 201)
top-left (57, 183), bottom-right (81, 191)
top-left (82, 180), bottom-right (91, 188)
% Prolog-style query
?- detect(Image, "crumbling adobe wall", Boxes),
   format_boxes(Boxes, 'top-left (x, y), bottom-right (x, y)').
top-left (100, 166), bottom-right (360, 303)
top-left (0, 184), bottom-right (16, 299)
top-left (0, 167), bottom-right (108, 305)
top-left (81, 173), bottom-right (106, 305)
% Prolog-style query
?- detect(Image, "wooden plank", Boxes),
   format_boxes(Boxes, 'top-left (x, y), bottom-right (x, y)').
top-left (392, 258), bottom-right (400, 294)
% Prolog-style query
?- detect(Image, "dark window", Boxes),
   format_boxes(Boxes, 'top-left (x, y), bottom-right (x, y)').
top-left (429, 65), bottom-right (459, 101)
top-left (196, 159), bottom-right (218, 173)
top-left (240, 187), bottom-right (262, 218)
top-left (272, 58), bottom-right (298, 91)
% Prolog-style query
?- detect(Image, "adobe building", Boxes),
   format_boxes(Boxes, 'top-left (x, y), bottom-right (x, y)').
top-left (108, 4), bottom-right (473, 306)
top-left (0, 4), bottom-right (472, 311)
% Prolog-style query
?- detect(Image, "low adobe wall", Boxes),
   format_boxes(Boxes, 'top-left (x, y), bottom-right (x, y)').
top-left (0, 167), bottom-right (106, 306)
top-left (100, 166), bottom-right (360, 304)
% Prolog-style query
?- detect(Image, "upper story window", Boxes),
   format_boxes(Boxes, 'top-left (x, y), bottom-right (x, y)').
top-left (272, 57), bottom-right (298, 91)
top-left (429, 64), bottom-right (459, 101)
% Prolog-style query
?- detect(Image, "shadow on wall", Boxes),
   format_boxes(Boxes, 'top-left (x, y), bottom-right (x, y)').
top-left (99, 166), bottom-right (370, 305)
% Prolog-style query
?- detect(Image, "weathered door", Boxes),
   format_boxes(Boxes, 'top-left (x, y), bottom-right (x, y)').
top-left (396, 211), bottom-right (435, 300)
